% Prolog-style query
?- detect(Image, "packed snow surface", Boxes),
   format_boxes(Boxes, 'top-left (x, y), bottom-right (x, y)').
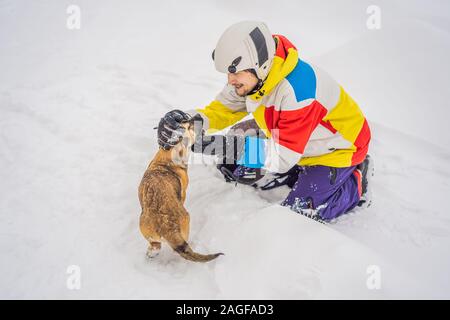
top-left (1, 0), bottom-right (450, 299)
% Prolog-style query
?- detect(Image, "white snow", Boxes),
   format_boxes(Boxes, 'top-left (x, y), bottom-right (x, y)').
top-left (1, 0), bottom-right (450, 299)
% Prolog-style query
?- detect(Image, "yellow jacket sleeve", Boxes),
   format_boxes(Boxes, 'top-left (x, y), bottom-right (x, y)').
top-left (195, 85), bottom-right (248, 133)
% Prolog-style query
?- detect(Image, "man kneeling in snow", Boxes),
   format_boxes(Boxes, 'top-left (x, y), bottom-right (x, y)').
top-left (157, 21), bottom-right (373, 222)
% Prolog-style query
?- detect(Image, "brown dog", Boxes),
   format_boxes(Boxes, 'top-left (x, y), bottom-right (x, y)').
top-left (138, 120), bottom-right (223, 262)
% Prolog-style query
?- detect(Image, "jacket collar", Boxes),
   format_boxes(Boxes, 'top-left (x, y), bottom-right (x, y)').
top-left (247, 35), bottom-right (298, 104)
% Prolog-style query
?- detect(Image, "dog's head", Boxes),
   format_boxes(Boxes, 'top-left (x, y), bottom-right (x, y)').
top-left (170, 119), bottom-right (196, 168)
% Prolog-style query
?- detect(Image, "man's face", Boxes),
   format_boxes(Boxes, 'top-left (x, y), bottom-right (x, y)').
top-left (227, 70), bottom-right (259, 97)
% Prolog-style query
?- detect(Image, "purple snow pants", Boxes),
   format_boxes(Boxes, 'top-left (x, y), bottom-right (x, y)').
top-left (281, 165), bottom-right (361, 221)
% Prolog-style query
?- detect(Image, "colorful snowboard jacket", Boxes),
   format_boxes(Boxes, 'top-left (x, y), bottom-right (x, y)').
top-left (195, 35), bottom-right (371, 173)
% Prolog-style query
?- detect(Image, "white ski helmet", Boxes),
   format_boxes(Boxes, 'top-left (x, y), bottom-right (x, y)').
top-left (212, 21), bottom-right (276, 81)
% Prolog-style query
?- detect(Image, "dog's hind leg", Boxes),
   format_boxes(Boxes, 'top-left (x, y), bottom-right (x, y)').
top-left (180, 213), bottom-right (190, 241)
top-left (140, 213), bottom-right (162, 259)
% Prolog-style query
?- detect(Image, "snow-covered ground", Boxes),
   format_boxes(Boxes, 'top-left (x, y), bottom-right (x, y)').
top-left (1, 0), bottom-right (450, 299)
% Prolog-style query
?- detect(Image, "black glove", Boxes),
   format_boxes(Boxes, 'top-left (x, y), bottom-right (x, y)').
top-left (216, 162), bottom-right (266, 186)
top-left (157, 110), bottom-right (192, 150)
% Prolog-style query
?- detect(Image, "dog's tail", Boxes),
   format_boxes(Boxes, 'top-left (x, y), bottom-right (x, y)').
top-left (164, 232), bottom-right (224, 263)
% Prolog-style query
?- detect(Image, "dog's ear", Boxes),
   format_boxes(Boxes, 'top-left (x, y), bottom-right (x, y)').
top-left (187, 114), bottom-right (204, 141)
top-left (178, 144), bottom-right (186, 161)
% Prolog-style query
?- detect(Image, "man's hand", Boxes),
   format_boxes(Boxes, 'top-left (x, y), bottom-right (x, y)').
top-left (157, 109), bottom-right (192, 150)
top-left (232, 166), bottom-right (265, 185)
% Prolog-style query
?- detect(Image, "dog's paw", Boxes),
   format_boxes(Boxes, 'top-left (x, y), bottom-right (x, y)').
top-left (146, 249), bottom-right (160, 260)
